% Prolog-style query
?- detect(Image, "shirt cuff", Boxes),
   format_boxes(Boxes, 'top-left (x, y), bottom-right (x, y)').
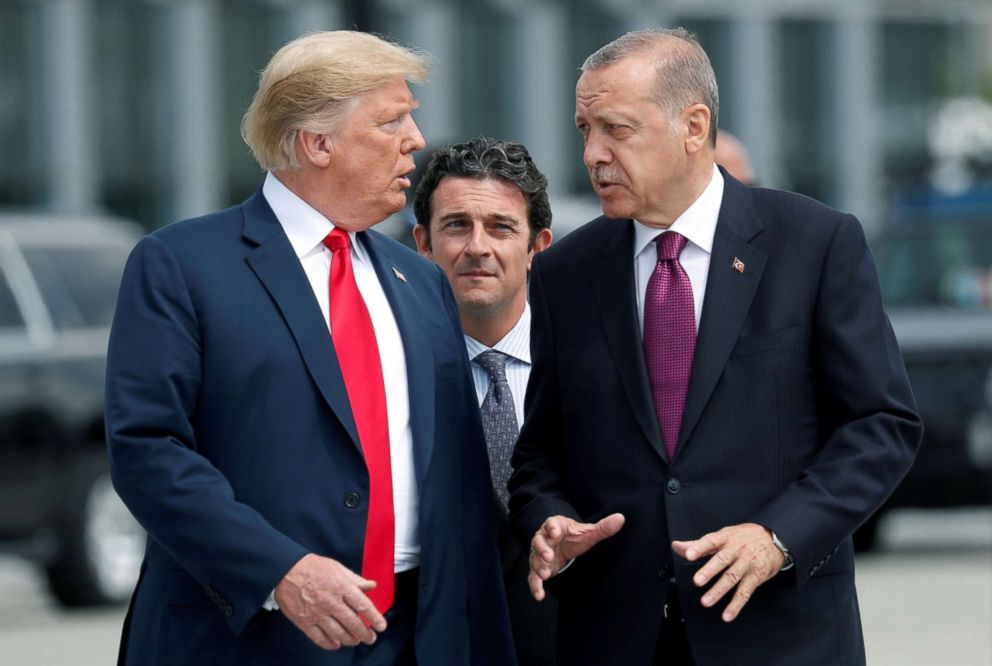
top-left (263, 590), bottom-right (279, 611)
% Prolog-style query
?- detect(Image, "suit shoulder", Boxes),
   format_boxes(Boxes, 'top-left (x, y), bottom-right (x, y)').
top-left (147, 204), bottom-right (245, 249)
top-left (539, 215), bottom-right (620, 267)
top-left (363, 228), bottom-right (446, 281)
top-left (751, 187), bottom-right (856, 227)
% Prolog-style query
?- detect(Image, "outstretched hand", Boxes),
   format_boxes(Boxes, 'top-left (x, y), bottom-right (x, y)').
top-left (528, 513), bottom-right (625, 601)
top-left (672, 523), bottom-right (785, 622)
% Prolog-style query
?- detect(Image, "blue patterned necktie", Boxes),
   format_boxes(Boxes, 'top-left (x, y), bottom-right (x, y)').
top-left (475, 350), bottom-right (519, 509)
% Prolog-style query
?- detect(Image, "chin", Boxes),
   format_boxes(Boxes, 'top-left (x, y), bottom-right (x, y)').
top-left (600, 201), bottom-right (634, 220)
top-left (455, 292), bottom-right (498, 312)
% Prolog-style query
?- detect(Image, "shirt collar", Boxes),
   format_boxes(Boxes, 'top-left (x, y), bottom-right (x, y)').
top-left (633, 163), bottom-right (724, 259)
top-left (465, 303), bottom-right (532, 365)
top-left (262, 171), bottom-right (370, 264)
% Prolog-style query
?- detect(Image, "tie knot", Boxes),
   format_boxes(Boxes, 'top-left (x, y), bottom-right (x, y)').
top-left (474, 350), bottom-right (509, 381)
top-left (655, 232), bottom-right (688, 262)
top-left (323, 228), bottom-right (350, 252)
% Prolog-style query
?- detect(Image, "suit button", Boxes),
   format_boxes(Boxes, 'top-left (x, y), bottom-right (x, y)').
top-left (344, 492), bottom-right (361, 508)
top-left (657, 564), bottom-right (670, 578)
top-left (666, 478), bottom-right (681, 494)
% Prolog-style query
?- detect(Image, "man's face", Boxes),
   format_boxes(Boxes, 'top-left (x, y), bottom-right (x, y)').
top-left (575, 53), bottom-right (688, 226)
top-left (324, 78), bottom-right (425, 229)
top-left (414, 177), bottom-right (551, 319)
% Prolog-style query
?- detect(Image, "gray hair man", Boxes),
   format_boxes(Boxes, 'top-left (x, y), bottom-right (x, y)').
top-left (509, 27), bottom-right (920, 666)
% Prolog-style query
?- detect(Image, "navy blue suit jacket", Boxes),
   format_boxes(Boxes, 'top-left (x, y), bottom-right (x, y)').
top-left (106, 190), bottom-right (514, 665)
top-left (509, 170), bottom-right (922, 666)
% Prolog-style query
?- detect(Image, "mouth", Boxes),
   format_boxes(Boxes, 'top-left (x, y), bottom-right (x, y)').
top-left (457, 270), bottom-right (496, 279)
top-left (595, 181), bottom-right (623, 196)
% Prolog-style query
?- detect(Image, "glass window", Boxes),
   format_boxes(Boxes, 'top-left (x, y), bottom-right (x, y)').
top-left (0, 263), bottom-right (26, 330)
top-left (19, 245), bottom-right (128, 329)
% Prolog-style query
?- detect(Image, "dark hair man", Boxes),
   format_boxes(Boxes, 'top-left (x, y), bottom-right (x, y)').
top-left (413, 137), bottom-right (554, 666)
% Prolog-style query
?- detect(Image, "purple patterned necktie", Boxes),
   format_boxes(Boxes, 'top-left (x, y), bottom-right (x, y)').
top-left (643, 232), bottom-right (697, 459)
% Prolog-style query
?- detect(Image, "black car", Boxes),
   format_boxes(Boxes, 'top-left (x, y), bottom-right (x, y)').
top-left (0, 212), bottom-right (144, 605)
top-left (862, 215), bottom-right (992, 548)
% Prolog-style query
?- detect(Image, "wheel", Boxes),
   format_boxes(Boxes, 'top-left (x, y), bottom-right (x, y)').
top-left (44, 451), bottom-right (145, 606)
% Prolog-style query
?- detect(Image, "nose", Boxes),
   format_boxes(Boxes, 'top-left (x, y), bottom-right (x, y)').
top-left (583, 130), bottom-right (611, 171)
top-left (404, 116), bottom-right (426, 154)
top-left (464, 224), bottom-right (490, 257)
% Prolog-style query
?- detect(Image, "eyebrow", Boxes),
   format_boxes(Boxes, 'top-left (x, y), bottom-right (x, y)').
top-left (437, 211), bottom-right (522, 224)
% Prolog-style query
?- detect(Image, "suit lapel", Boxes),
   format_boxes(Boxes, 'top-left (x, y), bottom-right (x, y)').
top-left (676, 175), bottom-right (766, 457)
top-left (592, 220), bottom-right (667, 461)
top-left (359, 231), bottom-right (436, 487)
top-left (241, 190), bottom-right (362, 452)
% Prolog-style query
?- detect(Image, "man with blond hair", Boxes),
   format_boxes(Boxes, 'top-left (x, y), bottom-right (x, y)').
top-left (106, 31), bottom-right (513, 665)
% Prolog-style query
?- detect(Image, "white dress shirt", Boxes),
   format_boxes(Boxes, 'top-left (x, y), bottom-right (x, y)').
top-left (464, 304), bottom-right (532, 429)
top-left (263, 172), bottom-right (419, 572)
top-left (634, 164), bottom-right (724, 332)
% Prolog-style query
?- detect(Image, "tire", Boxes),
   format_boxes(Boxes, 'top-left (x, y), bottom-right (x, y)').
top-left (44, 451), bottom-right (145, 606)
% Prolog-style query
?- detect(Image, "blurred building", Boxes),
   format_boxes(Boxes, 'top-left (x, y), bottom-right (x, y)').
top-left (1, 0), bottom-right (990, 234)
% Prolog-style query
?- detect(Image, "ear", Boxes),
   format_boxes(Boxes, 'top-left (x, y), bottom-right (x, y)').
top-left (527, 228), bottom-right (553, 269)
top-left (683, 103), bottom-right (711, 155)
top-left (296, 130), bottom-right (334, 168)
top-left (413, 224), bottom-right (432, 258)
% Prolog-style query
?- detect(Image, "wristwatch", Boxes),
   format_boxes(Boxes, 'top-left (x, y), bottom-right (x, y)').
top-left (771, 531), bottom-right (795, 571)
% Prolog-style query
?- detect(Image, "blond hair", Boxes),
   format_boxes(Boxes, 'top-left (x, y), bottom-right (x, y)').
top-left (241, 31), bottom-right (432, 171)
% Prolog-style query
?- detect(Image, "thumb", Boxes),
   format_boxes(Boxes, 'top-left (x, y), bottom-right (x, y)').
top-left (592, 513), bottom-right (625, 542)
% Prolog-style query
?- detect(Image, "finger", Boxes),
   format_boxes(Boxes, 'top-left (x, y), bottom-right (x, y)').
top-left (542, 517), bottom-right (566, 545)
top-left (335, 596), bottom-right (378, 645)
top-left (592, 513), bottom-right (625, 540)
top-left (344, 589), bottom-right (387, 634)
top-left (673, 530), bottom-right (725, 561)
top-left (531, 532), bottom-right (556, 563)
top-left (721, 573), bottom-right (761, 622)
top-left (320, 615), bottom-right (360, 648)
top-left (304, 623), bottom-right (342, 651)
top-left (527, 568), bottom-right (546, 602)
top-left (700, 557), bottom-right (749, 608)
top-left (352, 572), bottom-right (378, 591)
top-left (693, 547), bottom-right (736, 587)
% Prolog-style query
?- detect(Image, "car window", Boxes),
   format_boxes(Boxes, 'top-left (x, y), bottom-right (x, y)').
top-left (19, 245), bottom-right (128, 329)
top-left (0, 263), bottom-right (26, 331)
top-left (876, 224), bottom-right (992, 309)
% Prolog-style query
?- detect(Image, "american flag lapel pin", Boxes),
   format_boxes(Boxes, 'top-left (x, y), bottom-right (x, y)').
top-left (732, 257), bottom-right (745, 273)
top-left (392, 266), bottom-right (407, 282)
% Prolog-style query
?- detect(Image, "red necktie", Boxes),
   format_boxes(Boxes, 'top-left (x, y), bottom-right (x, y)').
top-left (643, 232), bottom-right (696, 460)
top-left (323, 228), bottom-right (394, 613)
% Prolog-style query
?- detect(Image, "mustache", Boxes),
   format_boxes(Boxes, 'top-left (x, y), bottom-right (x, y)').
top-left (455, 258), bottom-right (497, 274)
top-left (590, 167), bottom-right (625, 185)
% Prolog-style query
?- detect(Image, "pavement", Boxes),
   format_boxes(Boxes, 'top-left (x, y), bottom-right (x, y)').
top-left (0, 507), bottom-right (989, 665)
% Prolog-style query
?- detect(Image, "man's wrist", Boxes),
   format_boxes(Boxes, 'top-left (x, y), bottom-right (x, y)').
top-left (770, 531), bottom-right (794, 571)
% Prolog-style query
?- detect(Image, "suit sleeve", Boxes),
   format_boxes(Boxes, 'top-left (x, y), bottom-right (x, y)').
top-left (105, 235), bottom-right (308, 633)
top-left (433, 265), bottom-right (516, 666)
top-left (750, 214), bottom-right (922, 585)
top-left (508, 254), bottom-right (583, 547)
